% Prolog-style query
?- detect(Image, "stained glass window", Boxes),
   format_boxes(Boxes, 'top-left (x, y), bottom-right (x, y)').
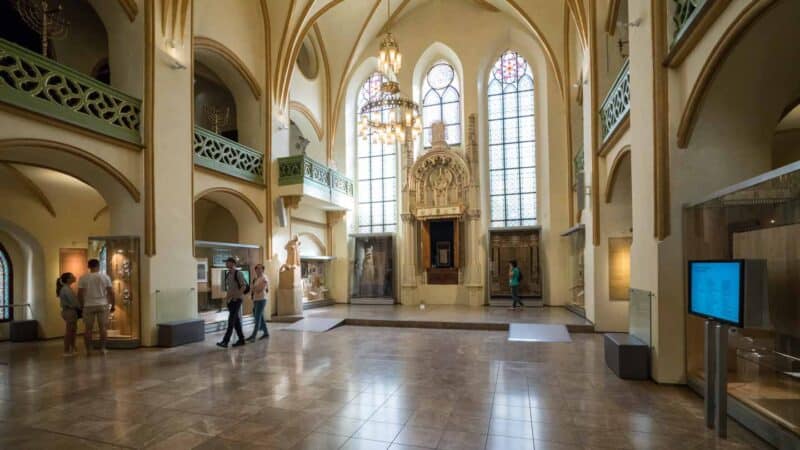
top-left (0, 246), bottom-right (10, 321)
top-left (357, 72), bottom-right (397, 233)
top-left (488, 50), bottom-right (536, 227)
top-left (422, 62), bottom-right (461, 148)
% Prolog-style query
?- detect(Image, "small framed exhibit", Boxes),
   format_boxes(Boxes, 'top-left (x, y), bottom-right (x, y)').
top-left (196, 258), bottom-right (208, 283)
top-left (688, 260), bottom-right (745, 327)
top-left (608, 236), bottom-right (632, 301)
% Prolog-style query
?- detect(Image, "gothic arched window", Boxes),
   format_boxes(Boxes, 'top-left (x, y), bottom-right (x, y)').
top-left (422, 62), bottom-right (461, 148)
top-left (356, 72), bottom-right (397, 233)
top-left (0, 245), bottom-right (11, 322)
top-left (487, 50), bottom-right (536, 227)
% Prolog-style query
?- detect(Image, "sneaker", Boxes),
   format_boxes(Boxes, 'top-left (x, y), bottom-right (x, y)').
top-left (246, 336), bottom-right (256, 343)
top-left (232, 340), bottom-right (245, 347)
top-left (64, 352), bottom-right (75, 357)
top-left (216, 341), bottom-right (228, 348)
top-left (259, 333), bottom-right (270, 340)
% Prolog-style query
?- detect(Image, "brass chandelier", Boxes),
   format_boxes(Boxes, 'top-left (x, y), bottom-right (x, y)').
top-left (358, 0), bottom-right (421, 145)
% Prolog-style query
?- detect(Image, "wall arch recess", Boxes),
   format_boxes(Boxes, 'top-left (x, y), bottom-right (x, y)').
top-left (0, 139), bottom-right (140, 203)
top-left (194, 36), bottom-right (262, 100)
top-left (194, 187), bottom-right (264, 223)
top-left (604, 146), bottom-right (631, 203)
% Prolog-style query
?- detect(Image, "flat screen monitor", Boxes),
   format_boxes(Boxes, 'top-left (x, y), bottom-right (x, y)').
top-left (688, 260), bottom-right (744, 327)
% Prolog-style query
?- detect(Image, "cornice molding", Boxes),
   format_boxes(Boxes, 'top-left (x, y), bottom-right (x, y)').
top-left (0, 138), bottom-right (141, 203)
top-left (677, 0), bottom-right (777, 149)
top-left (0, 162), bottom-right (57, 217)
top-left (194, 36), bottom-right (262, 100)
top-left (195, 187), bottom-right (264, 223)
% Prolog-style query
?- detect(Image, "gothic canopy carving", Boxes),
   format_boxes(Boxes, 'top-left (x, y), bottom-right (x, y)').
top-left (410, 122), bottom-right (473, 219)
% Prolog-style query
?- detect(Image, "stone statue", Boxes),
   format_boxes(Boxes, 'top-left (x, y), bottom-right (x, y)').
top-left (277, 235), bottom-right (303, 316)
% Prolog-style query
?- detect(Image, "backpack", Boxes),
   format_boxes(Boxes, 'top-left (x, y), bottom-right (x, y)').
top-left (233, 270), bottom-right (250, 295)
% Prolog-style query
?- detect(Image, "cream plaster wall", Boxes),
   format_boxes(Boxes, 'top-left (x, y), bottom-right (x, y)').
top-left (771, 129), bottom-right (800, 169)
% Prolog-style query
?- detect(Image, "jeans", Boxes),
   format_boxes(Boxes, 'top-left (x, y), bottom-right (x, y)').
top-left (511, 285), bottom-right (523, 307)
top-left (222, 298), bottom-right (244, 343)
top-left (249, 299), bottom-right (269, 338)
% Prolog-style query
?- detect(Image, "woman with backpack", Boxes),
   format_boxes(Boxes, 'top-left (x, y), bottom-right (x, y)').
top-left (216, 257), bottom-right (248, 348)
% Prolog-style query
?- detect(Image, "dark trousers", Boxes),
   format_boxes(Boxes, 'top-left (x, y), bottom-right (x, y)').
top-left (511, 285), bottom-right (524, 307)
top-left (222, 298), bottom-right (244, 343)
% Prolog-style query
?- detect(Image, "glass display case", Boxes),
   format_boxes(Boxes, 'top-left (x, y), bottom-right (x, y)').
top-left (87, 236), bottom-right (140, 348)
top-left (194, 241), bottom-right (262, 325)
top-left (561, 225), bottom-right (585, 313)
top-left (350, 235), bottom-right (394, 301)
top-left (683, 166), bottom-right (800, 438)
top-left (301, 256), bottom-right (333, 305)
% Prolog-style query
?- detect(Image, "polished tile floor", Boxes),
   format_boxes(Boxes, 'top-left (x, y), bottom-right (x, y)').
top-left (0, 326), bottom-right (770, 449)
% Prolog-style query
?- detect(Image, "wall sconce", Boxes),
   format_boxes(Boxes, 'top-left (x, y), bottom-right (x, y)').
top-left (162, 39), bottom-right (186, 70)
top-left (274, 110), bottom-right (289, 130)
top-left (618, 18), bottom-right (643, 28)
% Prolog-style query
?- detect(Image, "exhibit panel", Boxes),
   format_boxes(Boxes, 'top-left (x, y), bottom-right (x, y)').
top-left (683, 167), bottom-right (800, 437)
top-left (87, 236), bottom-right (140, 348)
top-left (350, 234), bottom-right (395, 303)
top-left (488, 228), bottom-right (541, 298)
top-left (195, 241), bottom-right (262, 324)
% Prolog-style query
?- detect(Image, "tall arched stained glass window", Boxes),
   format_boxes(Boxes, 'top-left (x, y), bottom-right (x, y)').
top-left (488, 50), bottom-right (536, 227)
top-left (356, 72), bottom-right (397, 233)
top-left (0, 245), bottom-right (10, 322)
top-left (422, 62), bottom-right (461, 148)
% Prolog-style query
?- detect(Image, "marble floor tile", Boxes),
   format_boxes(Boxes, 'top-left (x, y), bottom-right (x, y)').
top-left (0, 325), bottom-right (774, 450)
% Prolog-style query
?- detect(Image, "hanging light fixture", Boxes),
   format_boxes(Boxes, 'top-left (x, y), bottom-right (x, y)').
top-left (358, 0), bottom-right (421, 145)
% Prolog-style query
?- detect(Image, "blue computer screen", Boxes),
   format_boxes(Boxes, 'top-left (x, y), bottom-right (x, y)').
top-left (689, 261), bottom-right (742, 325)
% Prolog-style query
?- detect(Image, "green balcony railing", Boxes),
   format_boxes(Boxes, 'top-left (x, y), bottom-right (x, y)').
top-left (278, 154), bottom-right (354, 202)
top-left (672, 0), bottom-right (707, 45)
top-left (193, 126), bottom-right (264, 183)
top-left (0, 38), bottom-right (141, 145)
top-left (599, 59), bottom-right (630, 144)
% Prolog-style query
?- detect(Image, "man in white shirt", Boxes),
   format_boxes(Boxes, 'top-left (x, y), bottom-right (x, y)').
top-left (78, 258), bottom-right (115, 354)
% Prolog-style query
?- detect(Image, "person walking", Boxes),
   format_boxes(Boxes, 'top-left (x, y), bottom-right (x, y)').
top-left (78, 259), bottom-right (114, 354)
top-left (246, 263), bottom-right (270, 342)
top-left (217, 257), bottom-right (247, 348)
top-left (509, 260), bottom-right (523, 309)
top-left (57, 272), bottom-right (80, 356)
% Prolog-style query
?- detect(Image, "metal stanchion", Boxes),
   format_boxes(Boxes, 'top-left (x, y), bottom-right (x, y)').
top-left (714, 323), bottom-right (728, 438)
top-left (704, 319), bottom-right (716, 429)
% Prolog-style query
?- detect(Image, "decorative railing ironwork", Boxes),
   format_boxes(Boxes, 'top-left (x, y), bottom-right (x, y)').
top-left (672, 0), bottom-right (707, 45)
top-left (278, 154), bottom-right (354, 201)
top-left (599, 59), bottom-right (630, 143)
top-left (193, 126), bottom-right (264, 183)
top-left (0, 38), bottom-right (141, 144)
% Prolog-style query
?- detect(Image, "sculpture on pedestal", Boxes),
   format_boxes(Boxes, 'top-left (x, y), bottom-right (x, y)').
top-left (277, 236), bottom-right (303, 315)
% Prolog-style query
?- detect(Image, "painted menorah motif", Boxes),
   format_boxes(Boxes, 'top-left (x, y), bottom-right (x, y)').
top-left (203, 105), bottom-right (231, 135)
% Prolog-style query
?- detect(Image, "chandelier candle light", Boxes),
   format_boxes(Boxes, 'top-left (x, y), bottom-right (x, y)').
top-left (358, 0), bottom-right (421, 145)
